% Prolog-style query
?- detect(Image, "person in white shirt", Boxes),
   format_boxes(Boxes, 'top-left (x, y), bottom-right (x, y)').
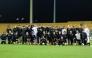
top-left (32, 24), bottom-right (38, 44)
top-left (62, 26), bottom-right (67, 35)
top-left (84, 25), bottom-right (90, 45)
top-left (74, 30), bottom-right (81, 45)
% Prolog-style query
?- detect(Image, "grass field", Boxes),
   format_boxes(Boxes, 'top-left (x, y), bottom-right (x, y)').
top-left (0, 41), bottom-right (92, 58)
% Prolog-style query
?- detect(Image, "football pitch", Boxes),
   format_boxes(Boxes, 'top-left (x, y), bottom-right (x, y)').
top-left (0, 42), bottom-right (92, 58)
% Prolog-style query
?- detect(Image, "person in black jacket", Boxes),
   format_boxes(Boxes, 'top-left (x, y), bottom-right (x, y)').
top-left (24, 32), bottom-right (30, 44)
top-left (13, 32), bottom-right (19, 44)
top-left (1, 32), bottom-right (7, 44)
top-left (68, 30), bottom-right (75, 45)
top-left (13, 25), bottom-right (18, 34)
top-left (81, 30), bottom-right (87, 45)
top-left (37, 28), bottom-right (43, 44)
top-left (21, 26), bottom-right (26, 44)
top-left (63, 31), bottom-right (68, 45)
top-left (6, 26), bottom-right (12, 33)
top-left (77, 26), bottom-right (83, 34)
top-left (46, 32), bottom-right (52, 44)
top-left (58, 36), bottom-right (64, 46)
top-left (7, 31), bottom-right (13, 44)
top-left (40, 36), bottom-right (47, 45)
top-left (52, 32), bottom-right (56, 45)
top-left (30, 32), bottom-right (35, 44)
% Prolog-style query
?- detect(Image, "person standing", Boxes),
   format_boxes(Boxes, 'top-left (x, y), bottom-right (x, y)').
top-left (7, 31), bottom-right (13, 44)
top-left (81, 30), bottom-right (87, 45)
top-left (74, 30), bottom-right (81, 45)
top-left (32, 24), bottom-right (38, 44)
top-left (84, 25), bottom-right (90, 45)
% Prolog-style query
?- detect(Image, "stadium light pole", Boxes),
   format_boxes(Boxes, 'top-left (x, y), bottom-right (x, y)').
top-left (53, 0), bottom-right (56, 23)
top-left (30, 0), bottom-right (33, 23)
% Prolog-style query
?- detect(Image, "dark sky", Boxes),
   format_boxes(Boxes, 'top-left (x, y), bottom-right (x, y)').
top-left (33, 0), bottom-right (54, 23)
top-left (0, 0), bottom-right (30, 23)
top-left (56, 0), bottom-right (92, 22)
top-left (33, 0), bottom-right (92, 23)
top-left (0, 0), bottom-right (92, 23)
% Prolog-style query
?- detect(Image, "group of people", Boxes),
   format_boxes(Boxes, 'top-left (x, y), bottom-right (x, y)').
top-left (0, 24), bottom-right (90, 46)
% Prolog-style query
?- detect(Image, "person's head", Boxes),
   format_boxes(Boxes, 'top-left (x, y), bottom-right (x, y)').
top-left (70, 30), bottom-right (72, 33)
top-left (47, 32), bottom-right (50, 35)
top-left (40, 28), bottom-right (42, 31)
top-left (61, 36), bottom-right (63, 39)
top-left (64, 31), bottom-right (67, 34)
top-left (42, 36), bottom-right (45, 38)
top-left (78, 25), bottom-right (81, 28)
top-left (33, 24), bottom-right (36, 27)
top-left (76, 30), bottom-right (79, 33)
top-left (15, 32), bottom-right (18, 35)
top-left (59, 31), bottom-right (61, 34)
top-left (26, 32), bottom-right (29, 35)
top-left (14, 25), bottom-right (16, 28)
top-left (53, 32), bottom-right (55, 35)
top-left (43, 31), bottom-right (45, 34)
top-left (9, 30), bottom-right (12, 33)
top-left (25, 24), bottom-right (28, 27)
top-left (84, 25), bottom-right (87, 28)
top-left (82, 30), bottom-right (84, 33)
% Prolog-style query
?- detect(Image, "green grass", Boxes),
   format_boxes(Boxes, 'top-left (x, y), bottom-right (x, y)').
top-left (0, 41), bottom-right (92, 58)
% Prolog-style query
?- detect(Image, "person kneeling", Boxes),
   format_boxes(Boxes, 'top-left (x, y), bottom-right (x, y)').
top-left (74, 30), bottom-right (81, 45)
top-left (40, 36), bottom-right (47, 45)
top-left (58, 36), bottom-right (64, 46)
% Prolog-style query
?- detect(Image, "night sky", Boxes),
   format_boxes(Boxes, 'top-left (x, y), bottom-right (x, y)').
top-left (0, 0), bottom-right (92, 23)
top-left (0, 0), bottom-right (30, 23)
top-left (56, 0), bottom-right (92, 22)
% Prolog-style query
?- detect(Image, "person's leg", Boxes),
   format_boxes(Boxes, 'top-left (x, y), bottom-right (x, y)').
top-left (4, 41), bottom-right (6, 44)
top-left (8, 38), bottom-right (10, 44)
top-left (66, 39), bottom-right (68, 45)
top-left (71, 39), bottom-right (73, 45)
top-left (45, 40), bottom-right (47, 45)
top-left (82, 39), bottom-right (84, 45)
top-left (87, 37), bottom-right (90, 45)
top-left (37, 37), bottom-right (39, 44)
top-left (73, 39), bottom-right (76, 45)
top-left (79, 40), bottom-right (81, 45)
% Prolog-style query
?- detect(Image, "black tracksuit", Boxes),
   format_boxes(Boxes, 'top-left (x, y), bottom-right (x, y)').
top-left (1, 34), bottom-right (7, 44)
top-left (68, 33), bottom-right (75, 45)
top-left (81, 32), bottom-right (87, 45)
top-left (40, 38), bottom-right (47, 45)
top-left (13, 34), bottom-right (19, 42)
top-left (7, 33), bottom-right (13, 44)
top-left (63, 34), bottom-right (68, 43)
top-left (30, 34), bottom-right (35, 43)
top-left (58, 38), bottom-right (64, 45)
top-left (24, 34), bottom-right (30, 42)
top-left (52, 34), bottom-right (56, 44)
top-left (46, 34), bottom-right (52, 43)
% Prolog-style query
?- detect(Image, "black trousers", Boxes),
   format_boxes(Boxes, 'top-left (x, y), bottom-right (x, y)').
top-left (1, 41), bottom-right (6, 44)
top-left (40, 40), bottom-right (47, 45)
top-left (74, 39), bottom-right (81, 45)
top-left (8, 38), bottom-right (12, 44)
top-left (58, 40), bottom-right (63, 45)
top-left (68, 38), bottom-right (73, 45)
top-left (81, 39), bottom-right (84, 43)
